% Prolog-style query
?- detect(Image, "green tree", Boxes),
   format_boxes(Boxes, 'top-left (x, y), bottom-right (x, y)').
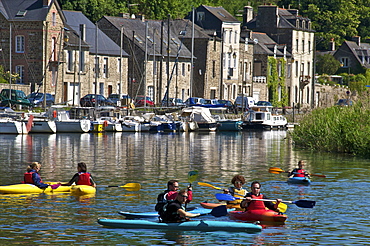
top-left (316, 54), bottom-right (341, 75)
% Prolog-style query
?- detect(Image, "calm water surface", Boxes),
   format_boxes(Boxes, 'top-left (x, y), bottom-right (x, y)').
top-left (0, 131), bottom-right (369, 245)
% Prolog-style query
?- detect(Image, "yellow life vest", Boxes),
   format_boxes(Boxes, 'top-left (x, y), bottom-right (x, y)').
top-left (228, 187), bottom-right (247, 204)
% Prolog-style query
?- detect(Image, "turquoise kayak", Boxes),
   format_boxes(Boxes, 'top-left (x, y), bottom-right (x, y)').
top-left (97, 218), bottom-right (262, 232)
top-left (288, 177), bottom-right (311, 185)
top-left (118, 207), bottom-right (233, 219)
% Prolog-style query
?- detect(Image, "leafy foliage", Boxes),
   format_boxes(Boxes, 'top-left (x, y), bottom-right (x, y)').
top-left (291, 101), bottom-right (370, 156)
top-left (316, 54), bottom-right (341, 75)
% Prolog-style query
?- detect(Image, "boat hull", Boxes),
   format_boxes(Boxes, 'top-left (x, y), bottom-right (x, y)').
top-left (0, 120), bottom-right (28, 134)
top-left (0, 184), bottom-right (71, 194)
top-left (97, 219), bottom-right (262, 232)
top-left (70, 185), bottom-right (96, 195)
top-left (29, 120), bottom-right (57, 133)
top-left (217, 120), bottom-right (242, 131)
top-left (55, 119), bottom-right (91, 133)
top-left (229, 210), bottom-right (287, 223)
top-left (287, 177), bottom-right (311, 185)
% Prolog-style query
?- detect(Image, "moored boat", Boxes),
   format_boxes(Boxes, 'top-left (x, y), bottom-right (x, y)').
top-left (287, 176), bottom-right (311, 185)
top-left (229, 209), bottom-right (287, 223)
top-left (0, 183), bottom-right (71, 194)
top-left (97, 218), bottom-right (262, 232)
top-left (242, 106), bottom-right (287, 130)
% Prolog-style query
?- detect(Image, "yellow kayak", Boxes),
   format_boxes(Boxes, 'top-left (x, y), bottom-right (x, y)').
top-left (70, 185), bottom-right (96, 195)
top-left (0, 183), bottom-right (71, 194)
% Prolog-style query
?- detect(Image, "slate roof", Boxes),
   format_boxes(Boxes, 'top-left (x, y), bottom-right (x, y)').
top-left (171, 19), bottom-right (216, 40)
top-left (201, 5), bottom-right (240, 23)
top-left (336, 40), bottom-right (370, 68)
top-left (63, 10), bottom-right (128, 57)
top-left (101, 16), bottom-right (192, 59)
top-left (252, 32), bottom-right (290, 57)
top-left (0, 0), bottom-right (64, 22)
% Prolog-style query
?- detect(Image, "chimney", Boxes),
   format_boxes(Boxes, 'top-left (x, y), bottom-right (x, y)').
top-left (329, 38), bottom-right (335, 51)
top-left (243, 6), bottom-right (253, 24)
top-left (287, 9), bottom-right (299, 16)
top-left (43, 0), bottom-right (51, 7)
top-left (352, 36), bottom-right (361, 46)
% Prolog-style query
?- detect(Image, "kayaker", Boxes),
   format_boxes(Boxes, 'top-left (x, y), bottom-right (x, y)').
top-left (287, 160), bottom-right (311, 178)
top-left (223, 175), bottom-right (247, 207)
top-left (155, 180), bottom-right (192, 213)
top-left (159, 189), bottom-right (200, 222)
top-left (240, 181), bottom-right (282, 212)
top-left (24, 162), bottom-right (59, 189)
top-left (63, 162), bottom-right (96, 187)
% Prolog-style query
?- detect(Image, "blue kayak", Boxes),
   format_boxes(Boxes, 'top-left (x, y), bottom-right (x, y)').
top-left (97, 218), bottom-right (262, 232)
top-left (118, 207), bottom-right (234, 219)
top-left (288, 177), bottom-right (311, 185)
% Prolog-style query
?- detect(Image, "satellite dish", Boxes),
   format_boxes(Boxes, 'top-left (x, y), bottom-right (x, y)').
top-left (253, 38), bottom-right (258, 44)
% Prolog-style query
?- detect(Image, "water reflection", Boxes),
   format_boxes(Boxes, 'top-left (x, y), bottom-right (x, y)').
top-left (0, 131), bottom-right (370, 245)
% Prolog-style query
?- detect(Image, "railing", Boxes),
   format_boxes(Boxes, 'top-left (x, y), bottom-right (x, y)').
top-left (253, 76), bottom-right (267, 83)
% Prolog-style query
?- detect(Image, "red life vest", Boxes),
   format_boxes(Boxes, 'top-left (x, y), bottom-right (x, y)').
top-left (294, 169), bottom-right (306, 177)
top-left (24, 171), bottom-right (42, 184)
top-left (247, 193), bottom-right (266, 210)
top-left (77, 172), bottom-right (92, 185)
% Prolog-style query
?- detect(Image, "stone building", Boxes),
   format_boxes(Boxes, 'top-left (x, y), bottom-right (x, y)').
top-left (244, 5), bottom-right (315, 108)
top-left (98, 15), bottom-right (192, 104)
top-left (170, 19), bottom-right (222, 99)
top-left (186, 5), bottom-right (242, 101)
top-left (0, 0), bottom-right (65, 102)
top-left (63, 10), bottom-right (129, 105)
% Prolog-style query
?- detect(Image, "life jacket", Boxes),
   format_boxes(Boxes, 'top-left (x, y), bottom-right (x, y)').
top-left (76, 172), bottom-right (92, 185)
top-left (24, 171), bottom-right (40, 184)
top-left (155, 190), bottom-right (169, 213)
top-left (160, 200), bottom-right (185, 222)
top-left (228, 187), bottom-right (247, 204)
top-left (294, 169), bottom-right (306, 177)
top-left (247, 193), bottom-right (266, 210)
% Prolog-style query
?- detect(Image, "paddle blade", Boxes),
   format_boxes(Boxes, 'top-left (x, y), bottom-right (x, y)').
top-left (276, 202), bottom-right (288, 213)
top-left (293, 200), bottom-right (316, 208)
top-left (188, 171), bottom-right (199, 183)
top-left (197, 182), bottom-right (222, 190)
top-left (268, 167), bottom-right (286, 174)
top-left (121, 183), bottom-right (141, 191)
top-left (215, 193), bottom-right (236, 201)
top-left (210, 205), bottom-right (228, 217)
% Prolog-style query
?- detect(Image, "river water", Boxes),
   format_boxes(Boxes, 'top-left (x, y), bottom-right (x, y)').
top-left (0, 130), bottom-right (369, 245)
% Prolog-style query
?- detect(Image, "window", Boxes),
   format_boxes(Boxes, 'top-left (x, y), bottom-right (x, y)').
top-left (302, 40), bottom-right (305, 53)
top-left (94, 57), bottom-right (99, 78)
top-left (234, 31), bottom-right (237, 44)
top-left (147, 86), bottom-right (154, 100)
top-left (103, 58), bottom-right (108, 78)
top-left (340, 57), bottom-right (349, 67)
top-left (51, 66), bottom-right (56, 87)
top-left (52, 12), bottom-right (56, 26)
top-left (16, 36), bottom-right (25, 53)
top-left (80, 51), bottom-right (85, 72)
top-left (295, 61), bottom-right (299, 77)
top-left (67, 50), bottom-right (73, 72)
top-left (51, 37), bottom-right (56, 61)
top-left (229, 31), bottom-right (232, 44)
top-left (197, 12), bottom-right (205, 21)
top-left (15, 65), bottom-right (24, 84)
top-left (182, 63), bottom-right (185, 76)
top-left (296, 39), bottom-right (299, 52)
top-left (212, 60), bottom-right (216, 78)
top-left (308, 41), bottom-right (311, 53)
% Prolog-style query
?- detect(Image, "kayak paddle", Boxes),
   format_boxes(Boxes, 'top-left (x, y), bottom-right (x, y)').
top-left (188, 171), bottom-right (198, 186)
top-left (102, 183), bottom-right (141, 191)
top-left (215, 193), bottom-right (288, 213)
top-left (210, 205), bottom-right (228, 217)
top-left (216, 193), bottom-right (316, 208)
top-left (197, 182), bottom-right (222, 190)
top-left (269, 167), bottom-right (326, 178)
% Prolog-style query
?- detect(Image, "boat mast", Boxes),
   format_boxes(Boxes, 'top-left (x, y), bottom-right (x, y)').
top-left (190, 7), bottom-right (194, 98)
top-left (144, 21), bottom-right (148, 107)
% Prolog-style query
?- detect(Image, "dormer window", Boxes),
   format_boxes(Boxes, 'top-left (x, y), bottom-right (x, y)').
top-left (15, 10), bottom-right (27, 17)
top-left (296, 19), bottom-right (299, 28)
top-left (197, 12), bottom-right (205, 21)
top-left (302, 20), bottom-right (305, 29)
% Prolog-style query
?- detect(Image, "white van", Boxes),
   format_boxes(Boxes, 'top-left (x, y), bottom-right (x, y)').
top-left (234, 95), bottom-right (255, 110)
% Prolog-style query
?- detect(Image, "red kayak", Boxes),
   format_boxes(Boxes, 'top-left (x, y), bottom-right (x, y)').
top-left (200, 202), bottom-right (241, 210)
top-left (229, 209), bottom-right (287, 223)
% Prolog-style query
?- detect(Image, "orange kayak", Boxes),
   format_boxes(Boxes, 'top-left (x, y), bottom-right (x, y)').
top-left (200, 202), bottom-right (241, 209)
top-left (229, 209), bottom-right (287, 223)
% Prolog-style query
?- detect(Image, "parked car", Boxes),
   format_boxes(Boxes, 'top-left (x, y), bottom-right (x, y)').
top-left (255, 101), bottom-right (272, 107)
top-left (161, 98), bottom-right (186, 107)
top-left (27, 93), bottom-right (55, 107)
top-left (335, 99), bottom-right (353, 106)
top-left (216, 99), bottom-right (236, 113)
top-left (80, 94), bottom-right (114, 107)
top-left (0, 89), bottom-right (32, 108)
top-left (134, 95), bottom-right (154, 107)
top-left (234, 95), bottom-right (255, 111)
top-left (108, 94), bottom-right (131, 106)
top-left (185, 97), bottom-right (204, 106)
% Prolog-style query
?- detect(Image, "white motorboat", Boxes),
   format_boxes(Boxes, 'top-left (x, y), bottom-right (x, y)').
top-left (23, 113), bottom-right (57, 133)
top-left (181, 107), bottom-right (218, 131)
top-left (242, 106), bottom-right (287, 130)
top-left (0, 118), bottom-right (29, 134)
top-left (49, 106), bottom-right (90, 133)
